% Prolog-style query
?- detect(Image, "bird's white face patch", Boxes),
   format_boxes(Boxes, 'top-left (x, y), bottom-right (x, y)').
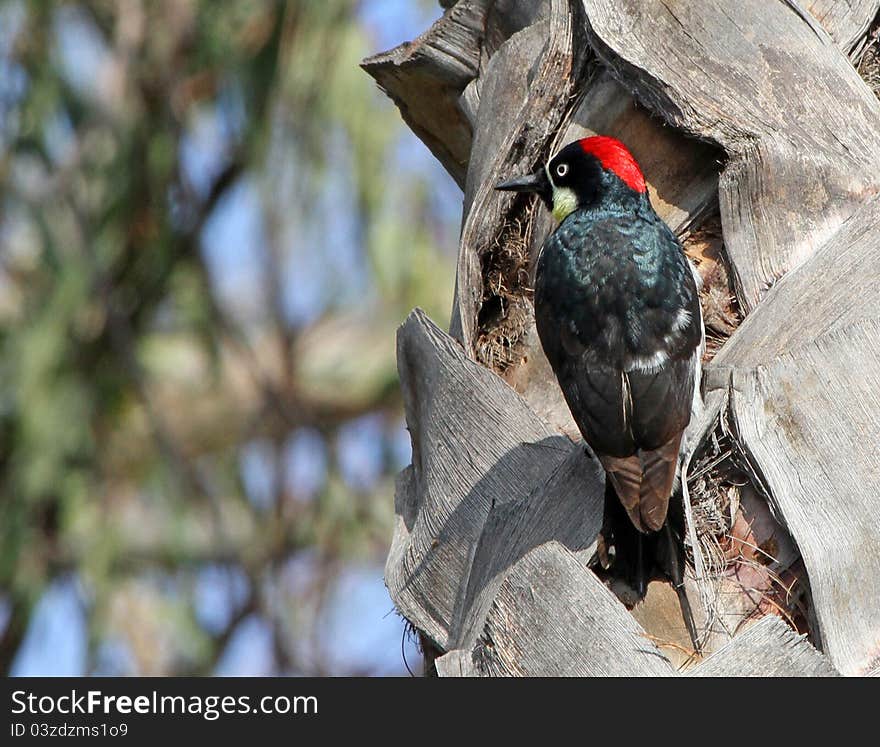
top-left (546, 163), bottom-right (578, 222)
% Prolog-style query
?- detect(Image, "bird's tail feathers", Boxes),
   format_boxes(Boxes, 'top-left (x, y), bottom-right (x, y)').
top-left (599, 434), bottom-right (681, 533)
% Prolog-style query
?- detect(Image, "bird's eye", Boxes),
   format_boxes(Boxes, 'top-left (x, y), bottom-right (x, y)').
top-left (556, 163), bottom-right (569, 178)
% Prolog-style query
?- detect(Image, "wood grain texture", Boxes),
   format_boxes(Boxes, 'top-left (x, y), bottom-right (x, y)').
top-left (581, 0), bottom-right (880, 312)
top-left (482, 0), bottom-right (551, 59)
top-left (804, 0), bottom-right (880, 53)
top-left (688, 615), bottom-right (839, 676)
top-left (461, 20), bottom-right (549, 220)
top-left (433, 649), bottom-right (476, 677)
top-left (389, 309), bottom-right (600, 649)
top-left (726, 320), bottom-right (880, 675)
top-left (361, 0), bottom-right (489, 188)
top-left (451, 0), bottom-right (589, 349)
top-left (443, 600), bottom-right (840, 676)
top-left (441, 542), bottom-right (676, 676)
top-left (700, 202), bottom-right (880, 676)
top-left (454, 443), bottom-right (605, 648)
top-left (707, 195), bottom-right (880, 377)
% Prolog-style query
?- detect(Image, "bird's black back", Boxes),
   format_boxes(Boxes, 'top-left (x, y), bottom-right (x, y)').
top-left (534, 191), bottom-right (702, 461)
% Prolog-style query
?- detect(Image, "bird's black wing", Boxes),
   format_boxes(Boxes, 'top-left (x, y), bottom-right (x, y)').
top-left (536, 211), bottom-right (701, 445)
top-left (626, 341), bottom-right (699, 449)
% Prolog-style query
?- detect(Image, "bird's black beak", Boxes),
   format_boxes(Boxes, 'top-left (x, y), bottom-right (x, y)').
top-left (495, 169), bottom-right (551, 207)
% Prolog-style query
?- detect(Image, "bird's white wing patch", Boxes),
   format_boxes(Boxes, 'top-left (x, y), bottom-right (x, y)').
top-left (672, 307), bottom-right (692, 332)
top-left (621, 370), bottom-right (633, 432)
top-left (625, 349), bottom-right (669, 373)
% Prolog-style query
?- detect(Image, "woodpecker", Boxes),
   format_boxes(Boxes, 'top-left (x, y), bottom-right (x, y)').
top-left (497, 136), bottom-right (704, 608)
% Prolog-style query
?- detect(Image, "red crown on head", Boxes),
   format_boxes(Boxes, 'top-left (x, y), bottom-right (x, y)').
top-left (578, 136), bottom-right (647, 194)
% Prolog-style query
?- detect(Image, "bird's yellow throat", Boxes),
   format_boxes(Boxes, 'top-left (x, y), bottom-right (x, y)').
top-left (552, 187), bottom-right (578, 222)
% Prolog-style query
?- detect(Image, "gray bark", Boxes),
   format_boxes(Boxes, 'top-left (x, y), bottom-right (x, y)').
top-left (688, 614), bottom-right (839, 677)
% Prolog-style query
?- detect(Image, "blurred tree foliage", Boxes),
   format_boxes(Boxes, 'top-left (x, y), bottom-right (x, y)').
top-left (0, 0), bottom-right (456, 674)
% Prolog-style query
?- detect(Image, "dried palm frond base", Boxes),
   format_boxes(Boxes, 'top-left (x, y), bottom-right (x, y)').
top-left (475, 211), bottom-right (535, 374)
top-left (682, 212), bottom-right (743, 362)
top-left (855, 15), bottom-right (880, 100)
